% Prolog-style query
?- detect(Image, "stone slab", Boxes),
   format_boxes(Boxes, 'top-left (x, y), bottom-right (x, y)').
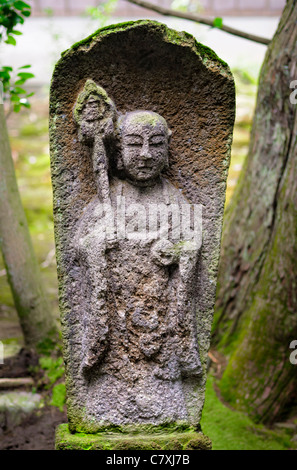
top-left (50, 19), bottom-right (235, 433)
top-left (55, 423), bottom-right (212, 450)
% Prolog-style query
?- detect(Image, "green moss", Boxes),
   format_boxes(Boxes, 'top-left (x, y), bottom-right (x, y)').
top-left (73, 79), bottom-right (114, 126)
top-left (124, 110), bottom-right (163, 128)
top-left (55, 423), bottom-right (212, 450)
top-left (201, 376), bottom-right (294, 450)
top-left (62, 20), bottom-right (139, 54)
top-left (51, 383), bottom-right (66, 412)
top-left (59, 20), bottom-right (229, 74)
top-left (69, 418), bottom-right (196, 435)
top-left (113, 440), bottom-right (162, 450)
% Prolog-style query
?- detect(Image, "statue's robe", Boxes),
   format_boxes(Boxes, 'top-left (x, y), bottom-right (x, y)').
top-left (74, 176), bottom-right (202, 424)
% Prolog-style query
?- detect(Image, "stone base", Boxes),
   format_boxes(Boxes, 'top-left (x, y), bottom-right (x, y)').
top-left (55, 423), bottom-right (212, 450)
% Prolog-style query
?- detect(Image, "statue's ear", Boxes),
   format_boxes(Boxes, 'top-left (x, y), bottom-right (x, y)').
top-left (163, 128), bottom-right (172, 170)
top-left (163, 154), bottom-right (169, 171)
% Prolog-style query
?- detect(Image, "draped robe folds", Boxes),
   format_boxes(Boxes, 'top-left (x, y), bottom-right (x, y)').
top-left (74, 176), bottom-right (202, 424)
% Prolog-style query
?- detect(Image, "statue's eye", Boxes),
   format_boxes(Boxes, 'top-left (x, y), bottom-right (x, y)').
top-left (127, 142), bottom-right (142, 147)
top-left (124, 137), bottom-right (143, 147)
top-left (149, 136), bottom-right (165, 146)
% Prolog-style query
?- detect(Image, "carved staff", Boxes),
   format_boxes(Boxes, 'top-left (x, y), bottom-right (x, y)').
top-left (73, 81), bottom-right (118, 371)
top-left (74, 80), bottom-right (117, 205)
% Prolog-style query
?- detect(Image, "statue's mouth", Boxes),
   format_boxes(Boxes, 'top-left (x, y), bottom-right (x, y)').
top-left (137, 166), bottom-right (153, 172)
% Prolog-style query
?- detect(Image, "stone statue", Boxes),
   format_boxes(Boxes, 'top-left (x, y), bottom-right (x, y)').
top-left (50, 21), bottom-right (235, 447)
top-left (72, 81), bottom-right (203, 425)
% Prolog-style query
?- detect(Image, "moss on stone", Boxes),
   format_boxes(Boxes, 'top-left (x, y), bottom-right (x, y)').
top-left (68, 419), bottom-right (197, 435)
top-left (55, 423), bottom-right (212, 450)
top-left (184, 437), bottom-right (212, 450)
top-left (62, 20), bottom-right (140, 54)
top-left (124, 111), bottom-right (164, 128)
top-left (58, 20), bottom-right (230, 76)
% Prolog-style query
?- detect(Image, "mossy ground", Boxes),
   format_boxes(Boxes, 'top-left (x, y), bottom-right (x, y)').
top-left (201, 376), bottom-right (295, 450)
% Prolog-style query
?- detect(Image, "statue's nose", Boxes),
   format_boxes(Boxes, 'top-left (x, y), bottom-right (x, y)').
top-left (140, 143), bottom-right (152, 160)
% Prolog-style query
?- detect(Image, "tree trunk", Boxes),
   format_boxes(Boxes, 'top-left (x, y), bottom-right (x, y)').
top-left (0, 104), bottom-right (57, 349)
top-left (214, 0), bottom-right (297, 423)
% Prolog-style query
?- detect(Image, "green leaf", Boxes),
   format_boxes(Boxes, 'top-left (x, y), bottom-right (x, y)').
top-left (17, 72), bottom-right (35, 79)
top-left (20, 98), bottom-right (30, 108)
top-left (5, 35), bottom-right (17, 45)
top-left (0, 71), bottom-right (11, 81)
top-left (14, 79), bottom-right (25, 85)
top-left (13, 103), bottom-right (21, 112)
top-left (213, 17), bottom-right (223, 29)
top-left (18, 64), bottom-right (31, 69)
top-left (15, 16), bottom-right (25, 25)
top-left (11, 30), bottom-right (22, 35)
top-left (12, 86), bottom-right (27, 94)
top-left (10, 94), bottom-right (21, 102)
top-left (13, 1), bottom-right (31, 11)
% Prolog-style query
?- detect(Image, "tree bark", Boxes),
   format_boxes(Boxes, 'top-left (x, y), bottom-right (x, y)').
top-left (0, 103), bottom-right (57, 349)
top-left (214, 0), bottom-right (297, 423)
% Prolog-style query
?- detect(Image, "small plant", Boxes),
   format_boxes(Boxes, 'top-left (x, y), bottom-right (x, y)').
top-left (0, 65), bottom-right (34, 113)
top-left (0, 1), bottom-right (35, 115)
top-left (38, 355), bottom-right (65, 389)
top-left (0, 0), bottom-right (31, 43)
top-left (33, 354), bottom-right (66, 412)
top-left (51, 383), bottom-right (66, 412)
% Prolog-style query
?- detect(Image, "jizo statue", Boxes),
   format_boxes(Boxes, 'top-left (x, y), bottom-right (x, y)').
top-left (50, 21), bottom-right (235, 440)
top-left (73, 81), bottom-right (203, 424)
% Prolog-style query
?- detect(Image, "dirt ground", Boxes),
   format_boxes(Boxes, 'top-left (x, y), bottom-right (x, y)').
top-left (0, 405), bottom-right (67, 450)
top-left (0, 351), bottom-right (67, 450)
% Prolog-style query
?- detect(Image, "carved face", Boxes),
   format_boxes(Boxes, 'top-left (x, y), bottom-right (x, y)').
top-left (81, 95), bottom-right (103, 122)
top-left (121, 111), bottom-right (170, 184)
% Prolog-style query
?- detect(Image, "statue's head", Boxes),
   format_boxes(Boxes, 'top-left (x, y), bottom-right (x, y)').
top-left (118, 111), bottom-right (171, 185)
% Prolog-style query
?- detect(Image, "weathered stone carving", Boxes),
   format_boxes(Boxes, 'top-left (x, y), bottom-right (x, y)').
top-left (50, 20), bottom-right (235, 436)
top-left (71, 81), bottom-right (203, 425)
